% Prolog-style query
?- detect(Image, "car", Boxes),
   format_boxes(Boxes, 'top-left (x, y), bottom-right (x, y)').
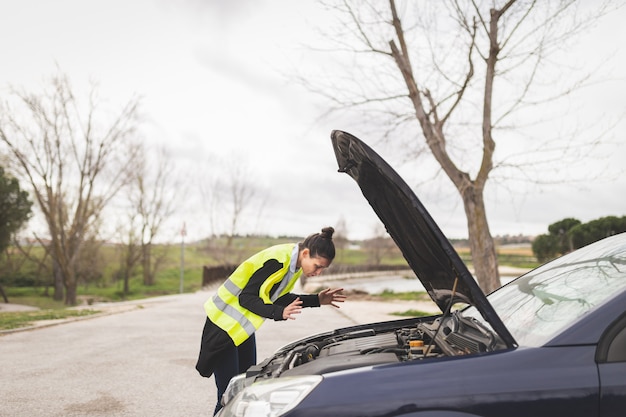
top-left (216, 130), bottom-right (626, 417)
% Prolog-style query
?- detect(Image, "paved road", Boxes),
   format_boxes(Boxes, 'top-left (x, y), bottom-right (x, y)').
top-left (0, 290), bottom-right (362, 417)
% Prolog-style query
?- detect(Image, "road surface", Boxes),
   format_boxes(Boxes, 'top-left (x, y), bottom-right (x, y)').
top-left (0, 290), bottom-right (363, 416)
top-left (0, 279), bottom-right (440, 417)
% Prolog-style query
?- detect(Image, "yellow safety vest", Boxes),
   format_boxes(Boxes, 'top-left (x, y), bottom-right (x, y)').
top-left (204, 243), bottom-right (302, 346)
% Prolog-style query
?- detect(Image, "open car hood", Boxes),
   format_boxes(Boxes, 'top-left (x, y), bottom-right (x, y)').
top-left (331, 130), bottom-right (516, 347)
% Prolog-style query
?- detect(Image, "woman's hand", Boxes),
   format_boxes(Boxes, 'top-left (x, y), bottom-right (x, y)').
top-left (282, 297), bottom-right (303, 320)
top-left (318, 288), bottom-right (346, 308)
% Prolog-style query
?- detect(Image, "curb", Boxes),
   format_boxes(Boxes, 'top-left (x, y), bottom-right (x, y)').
top-left (0, 303), bottom-right (144, 335)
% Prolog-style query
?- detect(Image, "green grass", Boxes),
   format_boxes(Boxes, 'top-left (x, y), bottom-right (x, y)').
top-left (1, 236), bottom-right (538, 315)
top-left (0, 236), bottom-right (536, 332)
top-left (377, 289), bottom-right (432, 302)
top-left (390, 309), bottom-right (435, 317)
top-left (0, 309), bottom-right (100, 330)
top-left (3, 265), bottom-right (204, 305)
top-left (374, 290), bottom-right (437, 317)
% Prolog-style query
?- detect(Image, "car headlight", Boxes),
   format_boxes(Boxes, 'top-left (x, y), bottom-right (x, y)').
top-left (218, 375), bottom-right (322, 417)
top-left (221, 373), bottom-right (249, 407)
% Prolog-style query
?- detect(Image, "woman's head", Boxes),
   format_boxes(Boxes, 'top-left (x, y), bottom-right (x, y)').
top-left (298, 227), bottom-right (336, 277)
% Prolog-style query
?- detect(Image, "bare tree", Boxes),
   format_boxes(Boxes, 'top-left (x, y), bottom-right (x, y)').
top-left (333, 216), bottom-right (349, 262)
top-left (307, 0), bottom-right (615, 292)
top-left (0, 73), bottom-right (140, 304)
top-left (201, 156), bottom-right (261, 246)
top-left (112, 143), bottom-right (178, 293)
top-left (126, 145), bottom-right (179, 286)
top-left (114, 215), bottom-right (142, 295)
top-left (362, 223), bottom-right (393, 266)
top-left (225, 162), bottom-right (256, 247)
top-left (74, 235), bottom-right (106, 295)
top-left (198, 155), bottom-right (268, 268)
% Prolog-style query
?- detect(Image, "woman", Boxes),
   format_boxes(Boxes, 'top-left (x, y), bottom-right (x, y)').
top-left (195, 226), bottom-right (346, 415)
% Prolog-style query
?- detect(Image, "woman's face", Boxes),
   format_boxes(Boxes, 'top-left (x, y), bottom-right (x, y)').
top-left (299, 249), bottom-right (331, 277)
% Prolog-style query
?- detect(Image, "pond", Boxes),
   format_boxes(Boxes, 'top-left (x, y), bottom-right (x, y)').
top-left (307, 269), bottom-right (522, 295)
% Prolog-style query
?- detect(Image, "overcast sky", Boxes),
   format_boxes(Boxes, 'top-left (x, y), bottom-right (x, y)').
top-left (1, 0), bottom-right (625, 242)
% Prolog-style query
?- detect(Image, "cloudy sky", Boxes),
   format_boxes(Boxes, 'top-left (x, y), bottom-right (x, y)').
top-left (1, 0), bottom-right (625, 242)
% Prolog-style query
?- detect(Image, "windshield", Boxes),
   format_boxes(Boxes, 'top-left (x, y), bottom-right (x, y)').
top-left (463, 234), bottom-right (626, 347)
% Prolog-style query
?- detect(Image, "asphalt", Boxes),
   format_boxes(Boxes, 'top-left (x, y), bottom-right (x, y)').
top-left (0, 286), bottom-right (440, 417)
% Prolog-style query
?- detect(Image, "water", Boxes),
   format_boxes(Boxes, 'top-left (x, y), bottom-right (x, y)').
top-left (309, 270), bottom-right (522, 295)
top-left (339, 275), bottom-right (425, 294)
top-left (307, 271), bottom-right (425, 294)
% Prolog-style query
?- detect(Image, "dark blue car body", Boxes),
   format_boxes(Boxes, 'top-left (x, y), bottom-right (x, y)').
top-left (217, 131), bottom-right (626, 417)
top-left (290, 295), bottom-right (626, 416)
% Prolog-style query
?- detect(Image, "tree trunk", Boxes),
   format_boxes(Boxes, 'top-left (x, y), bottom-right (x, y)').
top-left (60, 259), bottom-right (78, 305)
top-left (53, 259), bottom-right (64, 302)
top-left (65, 279), bottom-right (78, 306)
top-left (142, 243), bottom-right (153, 285)
top-left (461, 187), bottom-right (500, 293)
top-left (123, 271), bottom-right (130, 295)
top-left (0, 284), bottom-right (8, 303)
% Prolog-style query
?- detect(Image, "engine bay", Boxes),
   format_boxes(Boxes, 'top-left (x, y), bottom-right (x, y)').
top-left (246, 311), bottom-right (507, 381)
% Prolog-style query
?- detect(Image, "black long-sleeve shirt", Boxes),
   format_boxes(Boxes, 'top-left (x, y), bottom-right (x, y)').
top-left (239, 258), bottom-right (320, 320)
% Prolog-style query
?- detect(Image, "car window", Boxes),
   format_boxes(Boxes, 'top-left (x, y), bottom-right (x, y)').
top-left (597, 313), bottom-right (626, 363)
top-left (606, 326), bottom-right (626, 362)
top-left (466, 235), bottom-right (626, 347)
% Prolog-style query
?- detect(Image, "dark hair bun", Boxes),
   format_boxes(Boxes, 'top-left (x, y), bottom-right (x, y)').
top-left (301, 227), bottom-right (336, 260)
top-left (320, 226), bottom-right (334, 240)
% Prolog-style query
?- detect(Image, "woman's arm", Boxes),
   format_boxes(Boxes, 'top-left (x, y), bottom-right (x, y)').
top-left (276, 289), bottom-right (346, 308)
top-left (239, 259), bottom-right (287, 320)
top-left (275, 293), bottom-right (320, 307)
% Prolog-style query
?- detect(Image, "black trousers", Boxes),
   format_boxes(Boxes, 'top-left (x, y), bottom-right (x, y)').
top-left (212, 333), bottom-right (256, 415)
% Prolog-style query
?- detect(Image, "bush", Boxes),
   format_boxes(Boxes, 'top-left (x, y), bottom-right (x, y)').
top-left (0, 272), bottom-right (43, 287)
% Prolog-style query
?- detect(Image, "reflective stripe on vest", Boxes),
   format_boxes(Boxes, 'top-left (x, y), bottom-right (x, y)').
top-left (205, 243), bottom-right (302, 346)
top-left (266, 244), bottom-right (299, 303)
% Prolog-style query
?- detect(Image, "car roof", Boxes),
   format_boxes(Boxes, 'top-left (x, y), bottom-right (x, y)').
top-left (331, 130), bottom-right (516, 348)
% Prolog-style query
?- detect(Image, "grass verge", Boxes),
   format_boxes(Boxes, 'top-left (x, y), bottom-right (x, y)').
top-left (390, 309), bottom-right (435, 317)
top-left (0, 309), bottom-right (100, 331)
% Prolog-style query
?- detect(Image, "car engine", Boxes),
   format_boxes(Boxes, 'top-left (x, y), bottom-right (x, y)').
top-left (246, 311), bottom-right (506, 381)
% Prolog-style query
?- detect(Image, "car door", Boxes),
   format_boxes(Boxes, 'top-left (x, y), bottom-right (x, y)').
top-left (597, 313), bottom-right (626, 417)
